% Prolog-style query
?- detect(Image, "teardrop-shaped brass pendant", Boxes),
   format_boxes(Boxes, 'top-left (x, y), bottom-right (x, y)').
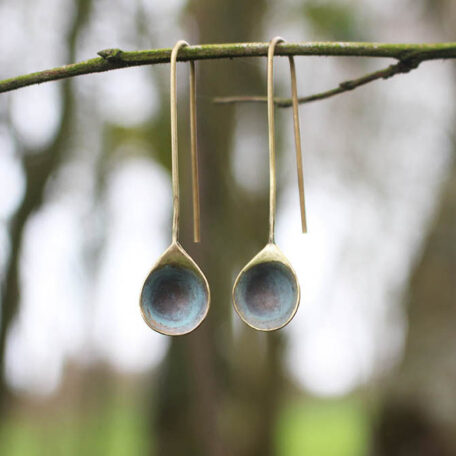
top-left (140, 40), bottom-right (209, 336)
top-left (141, 242), bottom-right (210, 335)
top-left (233, 243), bottom-right (299, 331)
top-left (232, 37), bottom-right (306, 331)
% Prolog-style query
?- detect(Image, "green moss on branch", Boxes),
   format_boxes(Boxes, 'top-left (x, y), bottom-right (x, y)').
top-left (1, 41), bottom-right (456, 94)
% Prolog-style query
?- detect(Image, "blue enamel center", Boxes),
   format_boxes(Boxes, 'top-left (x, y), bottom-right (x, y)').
top-left (141, 264), bottom-right (208, 334)
top-left (234, 261), bottom-right (298, 330)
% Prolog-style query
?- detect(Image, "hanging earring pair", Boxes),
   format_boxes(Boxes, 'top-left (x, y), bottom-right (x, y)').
top-left (140, 37), bottom-right (306, 335)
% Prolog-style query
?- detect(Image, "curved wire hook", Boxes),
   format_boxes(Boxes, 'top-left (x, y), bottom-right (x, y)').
top-left (267, 37), bottom-right (307, 243)
top-left (170, 40), bottom-right (200, 244)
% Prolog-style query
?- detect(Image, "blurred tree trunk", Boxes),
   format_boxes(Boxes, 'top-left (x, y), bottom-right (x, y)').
top-left (153, 1), bottom-right (286, 455)
top-left (371, 2), bottom-right (456, 454)
top-left (0, 0), bottom-right (92, 411)
top-left (372, 157), bottom-right (456, 456)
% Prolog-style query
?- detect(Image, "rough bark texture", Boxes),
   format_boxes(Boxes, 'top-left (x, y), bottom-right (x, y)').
top-left (152, 0), bottom-right (286, 455)
top-left (2, 42), bottom-right (456, 94)
top-left (371, 0), bottom-right (456, 453)
top-left (372, 158), bottom-right (456, 455)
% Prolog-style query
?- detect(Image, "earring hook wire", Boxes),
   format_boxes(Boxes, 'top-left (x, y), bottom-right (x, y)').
top-left (267, 37), bottom-right (284, 243)
top-left (288, 56), bottom-right (308, 233)
top-left (267, 37), bottom-right (307, 243)
top-left (170, 40), bottom-right (200, 243)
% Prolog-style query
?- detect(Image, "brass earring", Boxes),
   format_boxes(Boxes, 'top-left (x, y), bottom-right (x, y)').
top-left (232, 37), bottom-right (307, 331)
top-left (140, 41), bottom-right (209, 336)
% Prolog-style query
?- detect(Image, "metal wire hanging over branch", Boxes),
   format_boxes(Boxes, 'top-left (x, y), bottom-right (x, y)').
top-left (1, 41), bottom-right (456, 104)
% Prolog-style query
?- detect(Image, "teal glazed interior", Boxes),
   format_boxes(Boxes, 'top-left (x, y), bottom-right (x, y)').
top-left (234, 261), bottom-right (298, 330)
top-left (140, 264), bottom-right (208, 335)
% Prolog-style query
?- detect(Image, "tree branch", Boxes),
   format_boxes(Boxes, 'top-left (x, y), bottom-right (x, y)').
top-left (0, 42), bottom-right (455, 94)
top-left (213, 58), bottom-right (422, 107)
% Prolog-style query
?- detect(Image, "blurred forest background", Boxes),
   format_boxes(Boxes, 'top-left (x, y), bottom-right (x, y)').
top-left (0, 0), bottom-right (455, 455)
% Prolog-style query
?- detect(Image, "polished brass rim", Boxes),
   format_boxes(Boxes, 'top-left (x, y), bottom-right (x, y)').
top-left (140, 241), bottom-right (210, 336)
top-left (232, 242), bottom-right (300, 331)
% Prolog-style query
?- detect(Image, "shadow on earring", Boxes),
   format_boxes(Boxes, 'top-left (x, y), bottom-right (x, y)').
top-left (140, 40), bottom-right (209, 336)
top-left (232, 36), bottom-right (307, 331)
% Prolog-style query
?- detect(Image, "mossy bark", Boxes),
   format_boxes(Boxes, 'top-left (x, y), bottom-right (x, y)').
top-left (2, 42), bottom-right (456, 94)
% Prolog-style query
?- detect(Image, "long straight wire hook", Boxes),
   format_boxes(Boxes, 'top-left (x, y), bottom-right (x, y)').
top-left (288, 56), bottom-right (307, 233)
top-left (170, 40), bottom-right (201, 243)
top-left (189, 60), bottom-right (200, 242)
top-left (267, 37), bottom-right (284, 243)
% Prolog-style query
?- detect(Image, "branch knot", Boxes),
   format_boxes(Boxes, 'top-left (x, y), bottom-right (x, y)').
top-left (97, 48), bottom-right (125, 63)
top-left (339, 80), bottom-right (357, 90)
top-left (396, 59), bottom-right (421, 73)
